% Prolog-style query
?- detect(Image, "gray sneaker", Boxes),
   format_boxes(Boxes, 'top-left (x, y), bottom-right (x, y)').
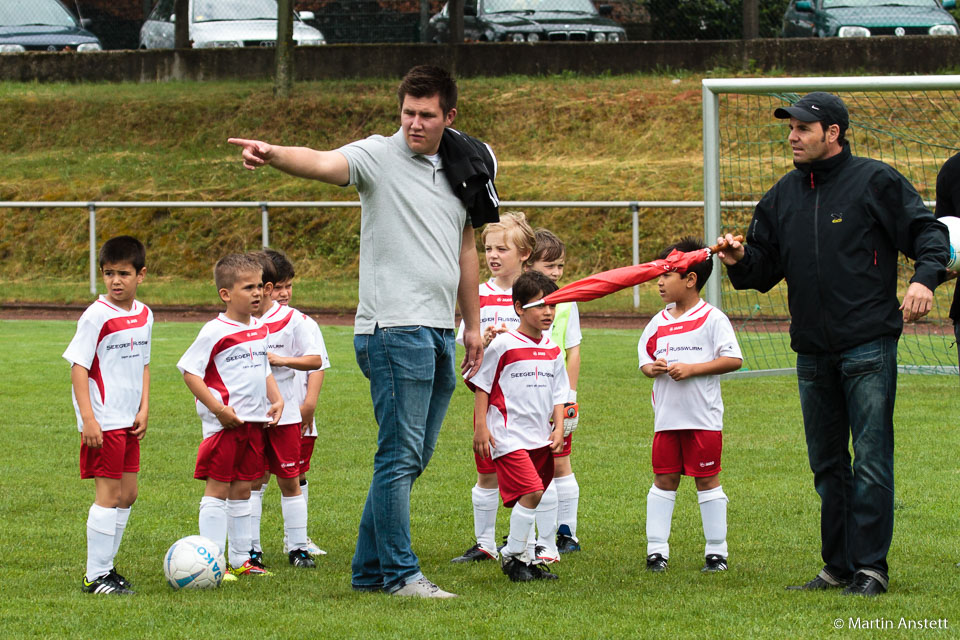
top-left (392, 577), bottom-right (457, 599)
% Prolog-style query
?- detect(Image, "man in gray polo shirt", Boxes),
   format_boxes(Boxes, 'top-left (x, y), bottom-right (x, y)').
top-left (229, 65), bottom-right (483, 598)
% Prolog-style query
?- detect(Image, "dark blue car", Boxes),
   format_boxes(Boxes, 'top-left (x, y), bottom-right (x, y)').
top-left (782, 0), bottom-right (959, 37)
top-left (0, 0), bottom-right (102, 52)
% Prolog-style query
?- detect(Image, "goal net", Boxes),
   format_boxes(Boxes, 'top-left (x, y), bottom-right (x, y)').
top-left (702, 76), bottom-right (960, 376)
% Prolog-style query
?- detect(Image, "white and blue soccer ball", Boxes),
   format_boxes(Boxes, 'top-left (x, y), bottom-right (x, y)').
top-left (163, 535), bottom-right (226, 590)
top-left (942, 216), bottom-right (960, 271)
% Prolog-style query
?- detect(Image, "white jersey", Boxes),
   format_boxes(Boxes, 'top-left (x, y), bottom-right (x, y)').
top-left (293, 314), bottom-right (331, 438)
top-left (637, 300), bottom-right (742, 432)
top-left (456, 279), bottom-right (520, 346)
top-left (469, 330), bottom-right (570, 459)
top-left (177, 314), bottom-right (273, 439)
top-left (260, 302), bottom-right (326, 426)
top-left (63, 296), bottom-right (153, 432)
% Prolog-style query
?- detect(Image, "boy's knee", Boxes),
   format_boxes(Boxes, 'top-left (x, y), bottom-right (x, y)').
top-left (694, 475), bottom-right (721, 492)
top-left (654, 473), bottom-right (681, 492)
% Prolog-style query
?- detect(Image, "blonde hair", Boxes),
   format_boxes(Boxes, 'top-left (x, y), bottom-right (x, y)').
top-left (481, 211), bottom-right (536, 260)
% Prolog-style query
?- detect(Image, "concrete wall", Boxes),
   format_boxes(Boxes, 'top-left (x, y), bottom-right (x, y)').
top-left (1, 37), bottom-right (958, 83)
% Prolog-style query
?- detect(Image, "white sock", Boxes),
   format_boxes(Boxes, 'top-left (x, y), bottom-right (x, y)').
top-left (526, 517), bottom-right (537, 560)
top-left (505, 504), bottom-right (537, 560)
top-left (698, 486), bottom-right (729, 558)
top-left (646, 485), bottom-right (676, 558)
top-left (281, 494), bottom-right (308, 551)
top-left (249, 488), bottom-right (264, 553)
top-left (86, 504), bottom-right (117, 582)
top-left (472, 485), bottom-right (499, 552)
top-left (112, 507), bottom-right (131, 561)
top-left (226, 499), bottom-right (252, 568)
top-left (535, 481), bottom-right (559, 556)
top-left (300, 480), bottom-right (309, 508)
top-left (198, 497), bottom-right (227, 558)
top-left (554, 473), bottom-right (580, 538)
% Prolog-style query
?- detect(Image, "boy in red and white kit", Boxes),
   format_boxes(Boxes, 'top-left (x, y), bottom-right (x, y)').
top-left (65, 236), bottom-right (153, 595)
top-left (177, 254), bottom-right (283, 578)
top-left (247, 250), bottom-right (328, 569)
top-left (451, 212), bottom-right (536, 564)
top-left (470, 270), bottom-right (569, 582)
top-left (638, 237), bottom-right (743, 573)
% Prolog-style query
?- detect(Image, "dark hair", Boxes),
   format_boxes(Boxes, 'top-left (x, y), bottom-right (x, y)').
top-left (527, 228), bottom-right (565, 267)
top-left (397, 65), bottom-right (458, 115)
top-left (99, 235), bottom-right (145, 272)
top-left (248, 250), bottom-right (279, 287)
top-left (658, 236), bottom-right (712, 291)
top-left (264, 248), bottom-right (295, 282)
top-left (214, 253), bottom-right (262, 291)
top-left (512, 270), bottom-right (559, 308)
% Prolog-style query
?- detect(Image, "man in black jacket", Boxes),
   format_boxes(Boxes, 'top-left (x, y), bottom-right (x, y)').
top-left (717, 92), bottom-right (948, 596)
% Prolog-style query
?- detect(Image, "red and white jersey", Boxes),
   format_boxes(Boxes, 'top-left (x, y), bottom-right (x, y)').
top-left (638, 300), bottom-right (742, 432)
top-left (293, 314), bottom-right (331, 438)
top-left (469, 330), bottom-right (570, 459)
top-left (456, 279), bottom-right (520, 346)
top-left (260, 302), bottom-right (327, 426)
top-left (63, 296), bottom-right (153, 433)
top-left (177, 313), bottom-right (273, 439)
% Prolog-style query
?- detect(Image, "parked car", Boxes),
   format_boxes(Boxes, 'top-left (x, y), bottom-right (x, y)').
top-left (0, 0), bottom-right (102, 52)
top-left (425, 0), bottom-right (626, 43)
top-left (140, 0), bottom-right (326, 49)
top-left (782, 0), bottom-right (958, 37)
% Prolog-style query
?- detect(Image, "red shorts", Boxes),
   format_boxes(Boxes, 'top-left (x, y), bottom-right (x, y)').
top-left (80, 428), bottom-right (140, 479)
top-left (299, 434), bottom-right (317, 473)
top-left (194, 423), bottom-right (265, 483)
top-left (652, 430), bottom-right (722, 477)
top-left (475, 450), bottom-right (496, 474)
top-left (552, 433), bottom-right (573, 458)
top-left (494, 447), bottom-right (555, 508)
top-left (264, 423), bottom-right (302, 478)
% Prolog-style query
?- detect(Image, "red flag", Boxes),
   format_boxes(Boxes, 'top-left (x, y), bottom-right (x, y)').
top-left (529, 237), bottom-right (742, 307)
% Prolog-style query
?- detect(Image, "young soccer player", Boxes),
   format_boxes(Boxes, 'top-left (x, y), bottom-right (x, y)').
top-left (470, 270), bottom-right (569, 582)
top-left (526, 228), bottom-right (582, 558)
top-left (451, 212), bottom-right (536, 564)
top-left (246, 250), bottom-right (329, 568)
top-left (177, 253), bottom-right (284, 578)
top-left (64, 235), bottom-right (152, 595)
top-left (638, 237), bottom-right (743, 573)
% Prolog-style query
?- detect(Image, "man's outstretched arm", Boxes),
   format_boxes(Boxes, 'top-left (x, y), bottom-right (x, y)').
top-left (227, 138), bottom-right (350, 186)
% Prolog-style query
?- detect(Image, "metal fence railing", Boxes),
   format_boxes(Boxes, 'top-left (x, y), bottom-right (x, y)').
top-left (3, 1), bottom-right (955, 51)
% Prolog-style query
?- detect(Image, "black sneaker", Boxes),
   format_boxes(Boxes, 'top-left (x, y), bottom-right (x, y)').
top-left (556, 525), bottom-right (581, 553)
top-left (450, 543), bottom-right (496, 563)
top-left (82, 573), bottom-right (134, 595)
top-left (501, 556), bottom-right (544, 582)
top-left (249, 550), bottom-right (267, 570)
top-left (646, 553), bottom-right (668, 573)
top-left (107, 567), bottom-right (133, 590)
top-left (702, 554), bottom-right (728, 572)
top-left (786, 573), bottom-right (848, 591)
top-left (529, 563), bottom-right (559, 580)
top-left (289, 548), bottom-right (316, 568)
top-left (841, 572), bottom-right (887, 597)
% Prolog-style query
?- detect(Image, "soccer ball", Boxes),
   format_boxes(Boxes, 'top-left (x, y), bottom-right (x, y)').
top-left (941, 216), bottom-right (960, 270)
top-left (163, 535), bottom-right (226, 590)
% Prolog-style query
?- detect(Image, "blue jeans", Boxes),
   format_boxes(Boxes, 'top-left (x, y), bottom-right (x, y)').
top-left (796, 337), bottom-right (897, 583)
top-left (351, 325), bottom-right (456, 593)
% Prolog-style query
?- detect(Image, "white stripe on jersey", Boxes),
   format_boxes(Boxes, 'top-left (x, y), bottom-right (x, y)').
top-left (456, 279), bottom-right (521, 346)
top-left (63, 296), bottom-right (153, 432)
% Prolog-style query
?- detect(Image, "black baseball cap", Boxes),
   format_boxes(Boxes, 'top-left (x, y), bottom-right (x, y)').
top-left (774, 92), bottom-right (849, 134)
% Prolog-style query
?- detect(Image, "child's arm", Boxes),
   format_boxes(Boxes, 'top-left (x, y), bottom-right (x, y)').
top-left (267, 353), bottom-right (326, 371)
top-left (182, 371), bottom-right (243, 429)
top-left (666, 357), bottom-right (743, 381)
top-left (550, 404), bottom-right (565, 453)
top-left (473, 390), bottom-right (496, 459)
top-left (299, 370), bottom-right (324, 435)
top-left (131, 364), bottom-right (150, 440)
top-left (564, 344), bottom-right (581, 392)
top-left (265, 374), bottom-right (284, 427)
top-left (641, 359), bottom-right (669, 378)
top-left (71, 364), bottom-right (102, 448)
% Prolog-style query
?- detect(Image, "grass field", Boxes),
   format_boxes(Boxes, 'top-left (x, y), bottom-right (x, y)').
top-left (2, 318), bottom-right (958, 638)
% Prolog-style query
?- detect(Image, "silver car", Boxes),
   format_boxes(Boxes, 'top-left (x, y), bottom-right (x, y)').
top-left (140, 0), bottom-right (326, 49)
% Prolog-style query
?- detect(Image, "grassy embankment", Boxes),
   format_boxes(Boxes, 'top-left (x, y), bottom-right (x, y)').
top-left (0, 73), bottom-right (732, 314)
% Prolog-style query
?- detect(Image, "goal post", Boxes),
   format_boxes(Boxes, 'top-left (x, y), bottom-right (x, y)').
top-left (702, 75), bottom-right (960, 376)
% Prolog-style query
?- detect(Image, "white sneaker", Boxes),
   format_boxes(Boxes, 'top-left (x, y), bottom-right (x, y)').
top-left (305, 536), bottom-right (327, 556)
top-left (391, 577), bottom-right (456, 599)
